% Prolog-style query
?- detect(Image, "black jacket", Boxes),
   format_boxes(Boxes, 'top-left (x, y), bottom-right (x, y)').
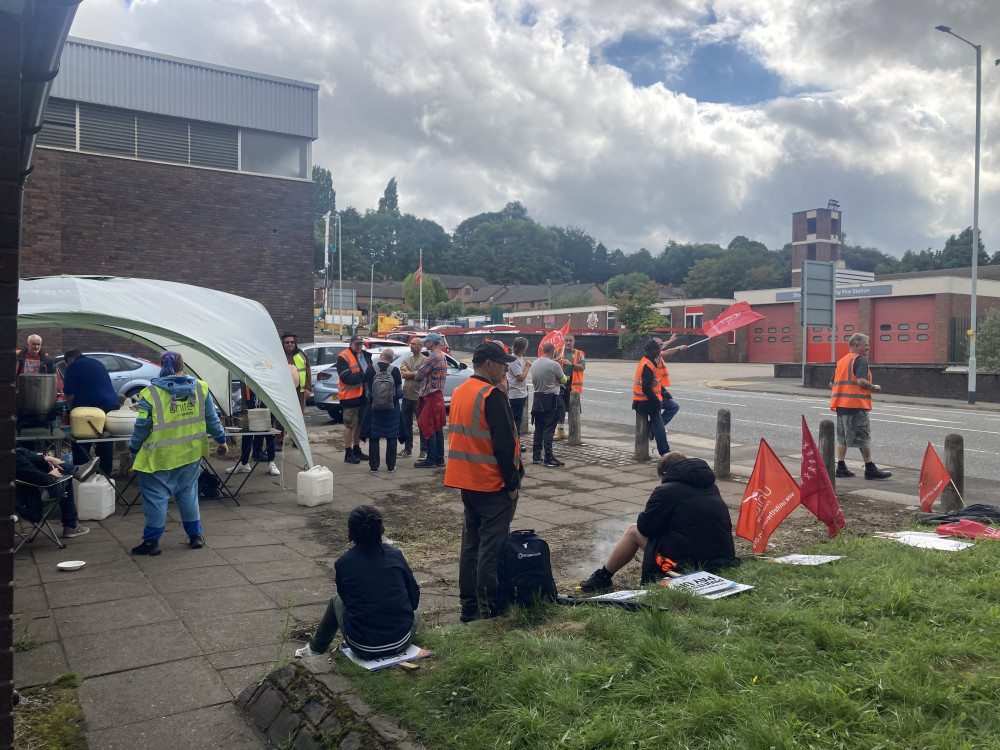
top-left (15, 350), bottom-right (56, 376)
top-left (637, 457), bottom-right (738, 582)
top-left (15, 448), bottom-right (69, 522)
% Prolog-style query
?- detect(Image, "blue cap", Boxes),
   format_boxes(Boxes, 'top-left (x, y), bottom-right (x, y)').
top-left (422, 332), bottom-right (443, 343)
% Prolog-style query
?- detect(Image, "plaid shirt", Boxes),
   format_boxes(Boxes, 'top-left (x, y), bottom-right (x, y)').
top-left (415, 349), bottom-right (447, 397)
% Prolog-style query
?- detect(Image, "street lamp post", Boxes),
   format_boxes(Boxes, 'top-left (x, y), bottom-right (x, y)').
top-left (936, 24), bottom-right (981, 404)
top-left (333, 212), bottom-right (343, 340)
top-left (322, 212), bottom-right (331, 332)
top-left (369, 262), bottom-right (377, 331)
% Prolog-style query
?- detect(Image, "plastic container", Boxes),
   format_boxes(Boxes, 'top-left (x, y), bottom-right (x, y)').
top-left (296, 465), bottom-right (333, 507)
top-left (247, 408), bottom-right (271, 432)
top-left (104, 409), bottom-right (137, 436)
top-left (70, 407), bottom-right (106, 438)
top-left (76, 475), bottom-right (116, 520)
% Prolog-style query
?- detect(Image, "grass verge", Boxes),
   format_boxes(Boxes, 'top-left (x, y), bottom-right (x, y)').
top-left (14, 673), bottom-right (87, 750)
top-left (345, 531), bottom-right (1000, 749)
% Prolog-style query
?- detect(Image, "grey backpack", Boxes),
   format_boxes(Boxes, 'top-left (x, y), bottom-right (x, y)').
top-left (371, 367), bottom-right (396, 410)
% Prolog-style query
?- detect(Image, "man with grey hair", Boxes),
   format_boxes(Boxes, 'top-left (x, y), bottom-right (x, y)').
top-left (530, 341), bottom-right (567, 467)
top-left (16, 334), bottom-right (56, 376)
top-left (829, 333), bottom-right (891, 480)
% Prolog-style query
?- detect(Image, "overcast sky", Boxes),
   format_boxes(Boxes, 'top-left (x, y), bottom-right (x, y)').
top-left (71, 0), bottom-right (999, 259)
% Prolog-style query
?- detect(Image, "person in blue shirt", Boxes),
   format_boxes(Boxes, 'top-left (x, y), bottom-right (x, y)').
top-left (295, 505), bottom-right (420, 659)
top-left (63, 349), bottom-right (121, 475)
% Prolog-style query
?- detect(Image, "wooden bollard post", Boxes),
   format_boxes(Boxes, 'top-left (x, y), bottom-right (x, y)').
top-left (634, 412), bottom-right (650, 462)
top-left (714, 409), bottom-right (730, 479)
top-left (568, 390), bottom-right (582, 446)
top-left (939, 433), bottom-right (965, 512)
top-left (818, 419), bottom-right (836, 488)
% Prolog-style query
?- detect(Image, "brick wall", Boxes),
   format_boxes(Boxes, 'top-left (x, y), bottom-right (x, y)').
top-left (20, 149), bottom-right (315, 352)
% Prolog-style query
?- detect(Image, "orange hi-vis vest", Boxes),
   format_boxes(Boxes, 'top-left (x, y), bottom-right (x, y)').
top-left (656, 356), bottom-right (670, 389)
top-left (632, 358), bottom-right (659, 403)
top-left (444, 379), bottom-right (519, 493)
top-left (561, 348), bottom-right (584, 393)
top-left (337, 349), bottom-right (364, 401)
top-left (830, 353), bottom-right (872, 411)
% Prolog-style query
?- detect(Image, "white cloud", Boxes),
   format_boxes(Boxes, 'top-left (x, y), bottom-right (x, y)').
top-left (68, 0), bottom-right (1000, 260)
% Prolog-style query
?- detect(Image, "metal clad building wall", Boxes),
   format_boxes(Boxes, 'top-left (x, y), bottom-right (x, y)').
top-left (51, 38), bottom-right (318, 139)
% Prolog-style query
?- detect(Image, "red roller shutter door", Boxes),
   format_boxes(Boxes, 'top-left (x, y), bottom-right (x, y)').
top-left (748, 303), bottom-right (794, 362)
top-left (872, 296), bottom-right (935, 363)
top-left (806, 299), bottom-right (859, 363)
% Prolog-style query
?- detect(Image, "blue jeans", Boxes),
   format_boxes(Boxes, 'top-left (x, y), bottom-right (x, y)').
top-left (647, 409), bottom-right (669, 456)
top-left (426, 429), bottom-right (445, 465)
top-left (137, 460), bottom-right (203, 541)
top-left (40, 464), bottom-right (79, 528)
top-left (310, 593), bottom-right (420, 658)
top-left (661, 396), bottom-right (679, 426)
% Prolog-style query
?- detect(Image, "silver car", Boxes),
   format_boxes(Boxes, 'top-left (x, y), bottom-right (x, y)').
top-left (55, 352), bottom-right (162, 400)
top-left (313, 350), bottom-right (472, 421)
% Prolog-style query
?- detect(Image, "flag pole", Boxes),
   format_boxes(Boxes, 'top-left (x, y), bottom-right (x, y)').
top-left (419, 248), bottom-right (423, 328)
top-left (684, 336), bottom-right (711, 349)
top-left (948, 478), bottom-right (965, 505)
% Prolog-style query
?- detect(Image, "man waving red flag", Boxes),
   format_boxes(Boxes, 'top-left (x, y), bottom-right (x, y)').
top-left (800, 417), bottom-right (845, 538)
top-left (537, 320), bottom-right (570, 358)
top-left (737, 439), bottom-right (800, 553)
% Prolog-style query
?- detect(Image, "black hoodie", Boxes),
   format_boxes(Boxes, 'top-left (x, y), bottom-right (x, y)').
top-left (637, 457), bottom-right (738, 582)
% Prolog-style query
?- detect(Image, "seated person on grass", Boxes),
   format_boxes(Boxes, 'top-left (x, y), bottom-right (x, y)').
top-left (580, 451), bottom-right (738, 593)
top-left (295, 505), bottom-right (420, 659)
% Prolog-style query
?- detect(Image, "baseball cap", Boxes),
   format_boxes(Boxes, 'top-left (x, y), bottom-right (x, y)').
top-left (644, 339), bottom-right (661, 352)
top-left (422, 332), bottom-right (443, 344)
top-left (348, 334), bottom-right (363, 343)
top-left (473, 341), bottom-right (516, 365)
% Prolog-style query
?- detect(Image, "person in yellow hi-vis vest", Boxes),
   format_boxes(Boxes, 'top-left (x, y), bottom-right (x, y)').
top-left (128, 351), bottom-right (228, 556)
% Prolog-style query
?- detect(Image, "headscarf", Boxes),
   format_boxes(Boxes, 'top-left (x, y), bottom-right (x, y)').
top-left (159, 350), bottom-right (181, 377)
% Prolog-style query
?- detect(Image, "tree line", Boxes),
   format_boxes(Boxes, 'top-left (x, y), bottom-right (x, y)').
top-left (313, 166), bottom-right (997, 299)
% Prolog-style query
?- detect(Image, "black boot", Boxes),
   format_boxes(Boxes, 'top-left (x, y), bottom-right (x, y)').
top-left (345, 449), bottom-right (360, 464)
top-left (835, 461), bottom-right (855, 478)
top-left (354, 445), bottom-right (369, 461)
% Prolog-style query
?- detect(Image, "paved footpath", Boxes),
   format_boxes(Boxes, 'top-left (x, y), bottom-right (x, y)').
top-left (14, 380), bottom-right (997, 748)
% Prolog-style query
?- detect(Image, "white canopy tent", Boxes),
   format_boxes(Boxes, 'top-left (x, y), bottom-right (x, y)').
top-left (18, 276), bottom-right (313, 467)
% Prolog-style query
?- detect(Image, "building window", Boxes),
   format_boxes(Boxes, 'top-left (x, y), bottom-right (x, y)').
top-left (844, 325), bottom-right (854, 331)
top-left (898, 323), bottom-right (910, 330)
top-left (782, 327), bottom-right (791, 333)
top-left (190, 122), bottom-right (238, 170)
top-left (767, 337), bottom-right (776, 342)
top-left (807, 243), bottom-right (816, 260)
top-left (754, 337), bottom-right (763, 342)
top-left (898, 335), bottom-right (909, 341)
top-left (768, 327), bottom-right (776, 333)
top-left (137, 112), bottom-right (189, 164)
top-left (37, 97), bottom-right (77, 149)
top-left (812, 336), bottom-right (822, 342)
top-left (917, 323), bottom-right (930, 330)
top-left (807, 217), bottom-right (817, 234)
top-left (812, 327), bottom-right (823, 332)
top-left (79, 103), bottom-right (135, 157)
top-left (880, 335), bottom-right (891, 341)
top-left (880, 324), bottom-right (892, 331)
top-left (241, 129), bottom-right (308, 178)
top-left (685, 312), bottom-right (703, 329)
top-left (728, 331), bottom-right (736, 345)
top-left (917, 334), bottom-right (929, 341)
top-left (831, 217), bottom-right (840, 238)
top-left (754, 327), bottom-right (764, 334)
top-left (781, 336), bottom-right (791, 342)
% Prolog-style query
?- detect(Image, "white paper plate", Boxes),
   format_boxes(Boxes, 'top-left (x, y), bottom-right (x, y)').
top-left (56, 561), bottom-right (86, 571)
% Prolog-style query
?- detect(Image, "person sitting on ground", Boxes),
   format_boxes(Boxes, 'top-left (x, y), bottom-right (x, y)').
top-left (579, 451), bottom-right (738, 593)
top-left (295, 505), bottom-right (420, 659)
top-left (14, 448), bottom-right (98, 539)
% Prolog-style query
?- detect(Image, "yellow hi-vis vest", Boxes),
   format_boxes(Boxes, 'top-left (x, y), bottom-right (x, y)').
top-left (292, 351), bottom-right (308, 390)
top-left (132, 379), bottom-right (211, 473)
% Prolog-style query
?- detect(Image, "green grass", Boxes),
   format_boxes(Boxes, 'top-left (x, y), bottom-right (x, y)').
top-left (14, 673), bottom-right (87, 750)
top-left (344, 532), bottom-right (1000, 749)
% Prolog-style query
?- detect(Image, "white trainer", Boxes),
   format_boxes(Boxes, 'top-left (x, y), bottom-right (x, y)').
top-left (294, 643), bottom-right (320, 658)
top-left (267, 462), bottom-right (280, 476)
top-left (226, 463), bottom-right (251, 474)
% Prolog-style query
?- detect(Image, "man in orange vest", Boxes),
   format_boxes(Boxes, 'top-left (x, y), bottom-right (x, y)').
top-left (654, 333), bottom-right (687, 431)
top-left (337, 335), bottom-right (372, 464)
top-left (829, 333), bottom-right (891, 479)
top-left (633, 339), bottom-right (669, 456)
top-left (554, 333), bottom-right (585, 441)
top-left (445, 341), bottom-right (523, 622)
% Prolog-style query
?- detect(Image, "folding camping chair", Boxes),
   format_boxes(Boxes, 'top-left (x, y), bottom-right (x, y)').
top-left (13, 476), bottom-right (69, 552)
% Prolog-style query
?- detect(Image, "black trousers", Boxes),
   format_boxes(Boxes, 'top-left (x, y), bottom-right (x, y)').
top-left (399, 398), bottom-right (424, 453)
top-left (531, 393), bottom-right (561, 461)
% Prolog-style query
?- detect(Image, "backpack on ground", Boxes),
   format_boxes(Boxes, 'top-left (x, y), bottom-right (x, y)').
top-left (198, 468), bottom-right (220, 498)
top-left (496, 529), bottom-right (558, 613)
top-left (371, 367), bottom-right (396, 411)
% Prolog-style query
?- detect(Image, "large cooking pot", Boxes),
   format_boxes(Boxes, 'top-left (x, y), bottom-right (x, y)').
top-left (17, 374), bottom-right (58, 415)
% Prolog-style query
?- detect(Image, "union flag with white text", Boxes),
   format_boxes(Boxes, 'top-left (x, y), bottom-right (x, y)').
top-left (919, 443), bottom-right (952, 512)
top-left (737, 439), bottom-right (801, 553)
top-left (538, 320), bottom-right (571, 358)
top-left (800, 416), bottom-right (845, 538)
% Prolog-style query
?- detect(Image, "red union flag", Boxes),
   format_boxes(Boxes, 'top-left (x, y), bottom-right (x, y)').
top-left (414, 260), bottom-right (422, 284)
top-left (800, 416), bottom-right (845, 538)
top-left (538, 320), bottom-right (570, 358)
top-left (919, 443), bottom-right (952, 512)
top-left (702, 302), bottom-right (766, 338)
top-left (737, 439), bottom-right (801, 553)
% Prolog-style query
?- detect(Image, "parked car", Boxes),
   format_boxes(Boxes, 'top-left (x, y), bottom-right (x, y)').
top-left (54, 352), bottom-right (161, 399)
top-left (313, 349), bottom-right (471, 421)
top-left (388, 325), bottom-right (422, 334)
top-left (480, 324), bottom-right (520, 334)
top-left (385, 331), bottom-right (451, 354)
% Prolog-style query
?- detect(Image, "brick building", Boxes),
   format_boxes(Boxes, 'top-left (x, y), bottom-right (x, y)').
top-left (20, 38), bottom-right (319, 351)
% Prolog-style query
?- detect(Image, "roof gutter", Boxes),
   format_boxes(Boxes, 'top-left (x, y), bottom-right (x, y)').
top-left (18, 0), bottom-right (81, 183)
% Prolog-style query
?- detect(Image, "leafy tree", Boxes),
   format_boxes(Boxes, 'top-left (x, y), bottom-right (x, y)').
top-left (653, 241), bottom-right (725, 285)
top-left (377, 177), bottom-right (399, 215)
top-left (612, 282), bottom-right (669, 348)
top-left (402, 272), bottom-right (448, 309)
top-left (313, 164), bottom-right (336, 218)
top-left (554, 226), bottom-right (598, 282)
top-left (840, 244), bottom-right (900, 274)
top-left (898, 248), bottom-right (937, 272)
top-left (607, 272), bottom-right (652, 297)
top-left (551, 290), bottom-right (594, 308)
top-left (938, 227), bottom-right (989, 269)
top-left (976, 309), bottom-right (1000, 372)
top-left (451, 216), bottom-right (569, 284)
top-left (742, 264), bottom-right (784, 290)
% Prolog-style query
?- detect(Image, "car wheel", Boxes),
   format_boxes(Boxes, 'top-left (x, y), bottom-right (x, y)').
top-left (124, 386), bottom-right (144, 400)
top-left (322, 405), bottom-right (343, 423)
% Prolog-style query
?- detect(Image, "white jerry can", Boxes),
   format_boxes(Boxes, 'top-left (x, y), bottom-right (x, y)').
top-left (76, 475), bottom-right (116, 520)
top-left (296, 465), bottom-right (334, 507)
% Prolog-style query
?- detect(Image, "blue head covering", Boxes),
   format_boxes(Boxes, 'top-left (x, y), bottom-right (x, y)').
top-left (159, 350), bottom-right (181, 377)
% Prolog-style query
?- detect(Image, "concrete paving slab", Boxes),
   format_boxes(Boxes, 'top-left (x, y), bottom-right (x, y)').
top-left (202, 531), bottom-right (283, 549)
top-left (53, 594), bottom-right (175, 637)
top-left (85, 703), bottom-right (263, 750)
top-left (13, 584), bottom-right (48, 613)
top-left (588, 499), bottom-right (647, 516)
top-left (182, 608), bottom-right (292, 654)
top-left (198, 519), bottom-right (275, 537)
top-left (36, 555), bottom-right (139, 584)
top-left (146, 564), bottom-right (250, 594)
top-left (204, 641), bottom-right (297, 670)
top-left (14, 609), bottom-right (60, 646)
top-left (13, 559), bottom-right (41, 587)
top-left (130, 545), bottom-right (229, 572)
top-left (78, 657), bottom-right (233, 730)
top-left (291, 603), bottom-right (329, 624)
top-left (163, 584), bottom-right (279, 617)
top-left (14, 641), bottom-right (68, 688)
top-left (589, 485), bottom-right (656, 502)
top-left (218, 663), bottom-right (271, 699)
top-left (235, 558), bottom-right (329, 585)
top-left (64, 619), bottom-right (202, 678)
top-left (258, 577), bottom-right (335, 608)
top-left (523, 508), bottom-right (606, 525)
top-left (216, 544), bottom-right (310, 565)
top-left (507, 516), bottom-right (556, 532)
top-left (515, 497), bottom-right (576, 516)
top-left (31, 538), bottom-right (130, 564)
top-left (43, 571), bottom-right (155, 608)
